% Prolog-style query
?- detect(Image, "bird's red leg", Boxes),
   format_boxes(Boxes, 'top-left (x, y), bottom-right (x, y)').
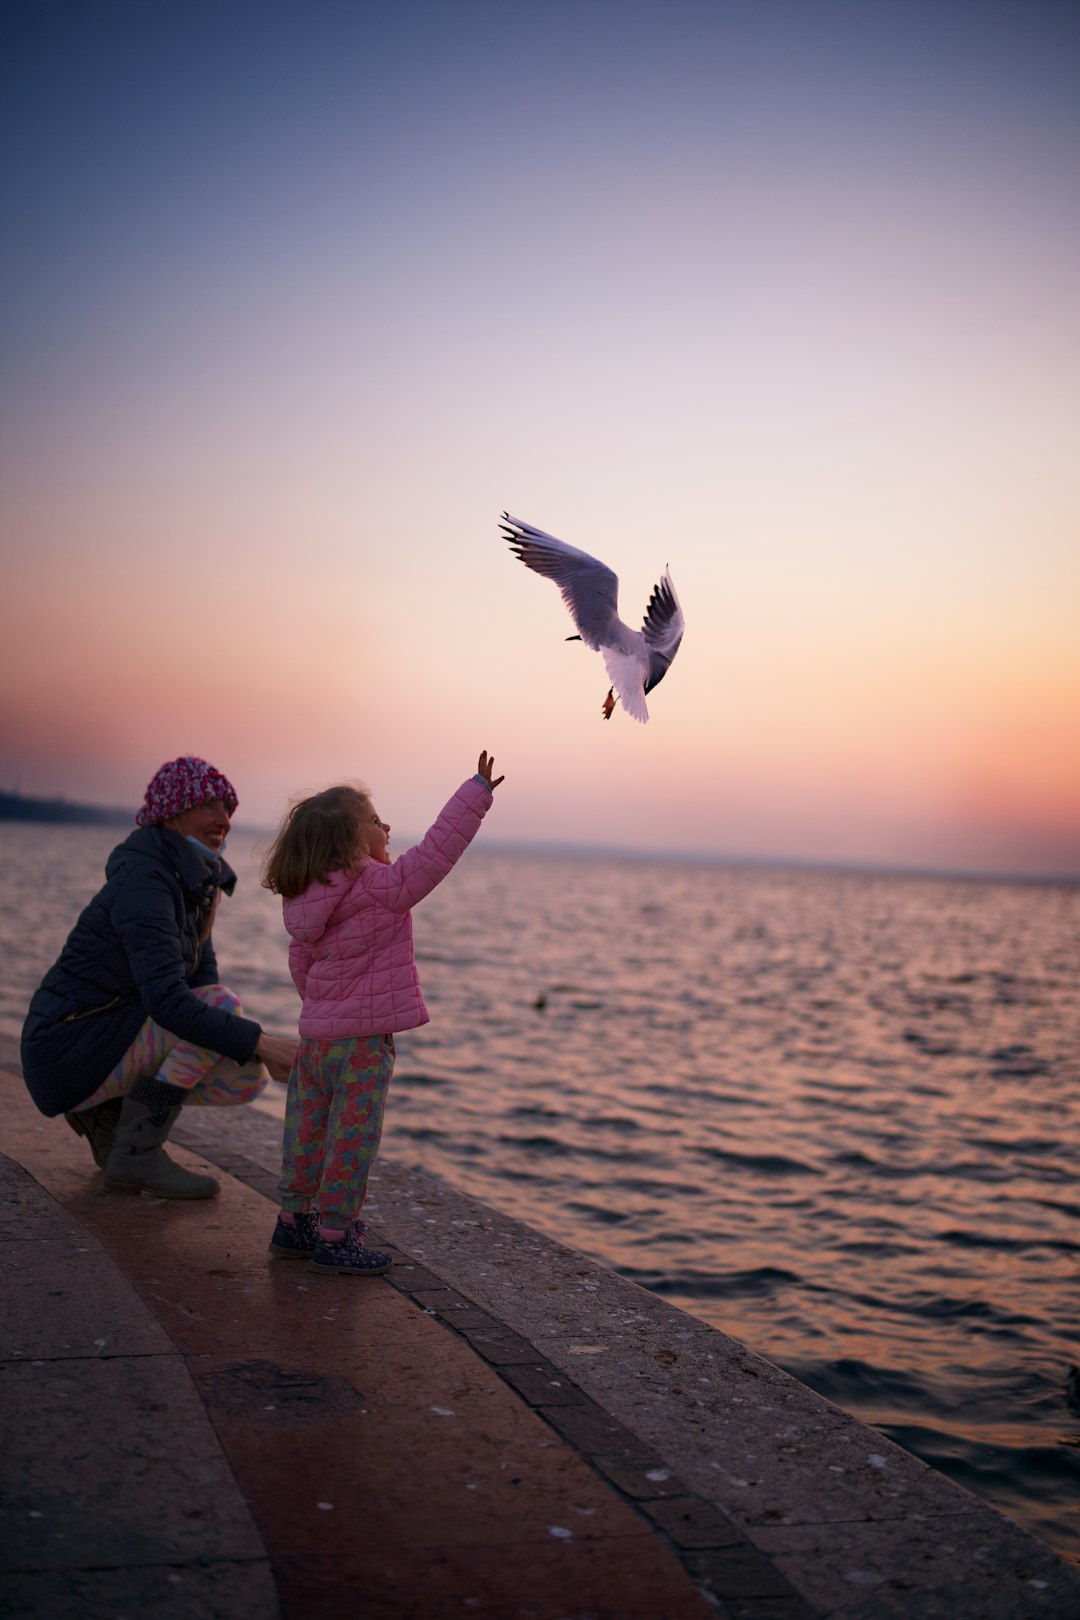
top-left (602, 688), bottom-right (616, 720)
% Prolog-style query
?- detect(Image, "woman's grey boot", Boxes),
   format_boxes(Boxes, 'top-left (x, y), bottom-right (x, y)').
top-left (104, 1077), bottom-right (219, 1200)
top-left (64, 1097), bottom-right (124, 1170)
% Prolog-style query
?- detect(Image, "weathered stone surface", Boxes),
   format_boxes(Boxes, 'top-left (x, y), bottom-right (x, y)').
top-left (0, 1561), bottom-right (280, 1620)
top-left (756, 1512), bottom-right (1080, 1618)
top-left (272, 1538), bottom-right (715, 1620)
top-left (0, 1155), bottom-right (88, 1244)
top-left (2, 1237), bottom-right (172, 1362)
top-left (0, 1357), bottom-right (265, 1570)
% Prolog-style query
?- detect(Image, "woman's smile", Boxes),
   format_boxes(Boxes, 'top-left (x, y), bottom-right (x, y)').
top-left (173, 797), bottom-right (232, 851)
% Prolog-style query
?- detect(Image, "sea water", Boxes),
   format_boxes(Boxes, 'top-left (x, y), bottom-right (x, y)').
top-left (3, 821), bottom-right (1077, 1561)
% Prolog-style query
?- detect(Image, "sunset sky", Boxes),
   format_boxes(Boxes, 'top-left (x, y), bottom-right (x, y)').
top-left (2, 0), bottom-right (1078, 876)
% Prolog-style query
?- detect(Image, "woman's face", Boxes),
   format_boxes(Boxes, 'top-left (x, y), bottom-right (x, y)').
top-left (172, 796), bottom-right (232, 853)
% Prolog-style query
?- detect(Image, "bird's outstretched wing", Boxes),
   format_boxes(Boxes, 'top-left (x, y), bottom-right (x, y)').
top-left (641, 569), bottom-right (685, 694)
top-left (500, 513), bottom-right (620, 651)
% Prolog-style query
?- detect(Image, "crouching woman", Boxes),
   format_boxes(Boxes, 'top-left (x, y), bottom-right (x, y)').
top-left (21, 756), bottom-right (297, 1200)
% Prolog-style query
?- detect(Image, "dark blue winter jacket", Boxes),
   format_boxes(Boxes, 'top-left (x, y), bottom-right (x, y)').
top-left (21, 826), bottom-right (262, 1116)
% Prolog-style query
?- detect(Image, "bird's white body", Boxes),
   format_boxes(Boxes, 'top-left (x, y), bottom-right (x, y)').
top-left (597, 622), bottom-right (653, 724)
top-left (501, 514), bottom-right (685, 723)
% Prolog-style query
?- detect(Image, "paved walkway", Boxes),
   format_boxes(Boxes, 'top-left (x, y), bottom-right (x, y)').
top-left (2, 1066), bottom-right (1077, 1619)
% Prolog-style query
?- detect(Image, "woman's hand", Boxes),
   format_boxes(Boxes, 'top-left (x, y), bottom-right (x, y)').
top-left (477, 750), bottom-right (505, 790)
top-left (255, 1033), bottom-right (299, 1084)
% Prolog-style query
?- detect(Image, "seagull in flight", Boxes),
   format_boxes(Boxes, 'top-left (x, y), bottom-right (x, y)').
top-left (501, 513), bottom-right (685, 722)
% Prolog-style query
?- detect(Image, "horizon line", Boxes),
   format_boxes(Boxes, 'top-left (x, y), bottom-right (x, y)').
top-left (1, 789), bottom-right (1076, 890)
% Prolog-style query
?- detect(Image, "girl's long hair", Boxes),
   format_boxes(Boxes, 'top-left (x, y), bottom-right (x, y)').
top-left (262, 784), bottom-right (374, 898)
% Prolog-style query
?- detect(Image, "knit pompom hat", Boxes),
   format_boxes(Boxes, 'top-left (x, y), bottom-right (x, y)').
top-left (136, 756), bottom-right (238, 828)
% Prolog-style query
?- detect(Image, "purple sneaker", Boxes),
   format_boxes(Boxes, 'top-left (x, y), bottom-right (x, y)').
top-left (309, 1221), bottom-right (392, 1277)
top-left (268, 1211), bottom-right (319, 1259)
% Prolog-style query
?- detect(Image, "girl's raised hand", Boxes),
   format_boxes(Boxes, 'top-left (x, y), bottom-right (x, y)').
top-left (477, 750), bottom-right (505, 790)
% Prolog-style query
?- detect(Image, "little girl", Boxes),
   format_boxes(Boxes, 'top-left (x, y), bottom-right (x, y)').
top-left (262, 751), bottom-right (504, 1276)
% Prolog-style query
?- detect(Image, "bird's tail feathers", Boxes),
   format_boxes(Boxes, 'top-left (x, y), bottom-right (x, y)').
top-left (601, 646), bottom-right (649, 724)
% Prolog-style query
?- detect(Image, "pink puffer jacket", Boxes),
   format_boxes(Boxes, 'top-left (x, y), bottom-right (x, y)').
top-left (284, 777), bottom-right (493, 1038)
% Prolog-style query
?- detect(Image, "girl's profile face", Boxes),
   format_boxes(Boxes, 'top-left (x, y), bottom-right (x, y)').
top-left (358, 804), bottom-right (390, 865)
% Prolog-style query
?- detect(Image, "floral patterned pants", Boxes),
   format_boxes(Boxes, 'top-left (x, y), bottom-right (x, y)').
top-left (75, 984), bottom-right (268, 1110)
top-left (277, 1034), bottom-right (395, 1227)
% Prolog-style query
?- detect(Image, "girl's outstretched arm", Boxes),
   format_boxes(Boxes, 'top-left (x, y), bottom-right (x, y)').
top-left (363, 760), bottom-right (501, 913)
